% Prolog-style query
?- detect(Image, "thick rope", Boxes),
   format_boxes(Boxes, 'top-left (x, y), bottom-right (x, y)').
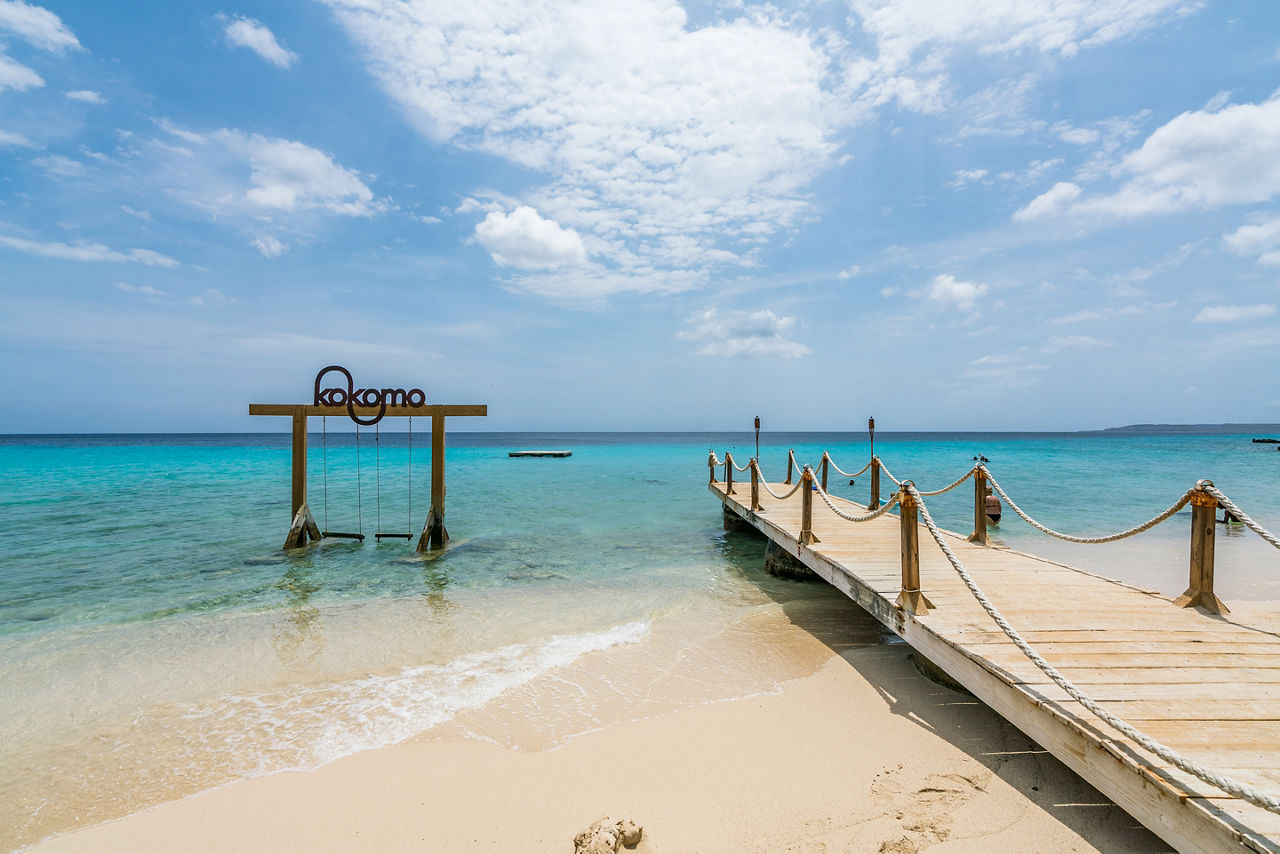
top-left (758, 475), bottom-right (804, 501)
top-left (813, 479), bottom-right (902, 522)
top-left (984, 467), bottom-right (1193, 544)
top-left (1201, 484), bottom-right (1280, 551)
top-left (915, 467), bottom-right (976, 497)
top-left (709, 451), bottom-right (724, 468)
top-left (876, 457), bottom-right (903, 486)
top-left (905, 483), bottom-right (1280, 815)
top-left (826, 455), bottom-right (875, 479)
top-left (730, 457), bottom-right (752, 473)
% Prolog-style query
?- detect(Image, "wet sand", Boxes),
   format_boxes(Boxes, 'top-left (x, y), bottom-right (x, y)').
top-left (30, 604), bottom-right (1168, 854)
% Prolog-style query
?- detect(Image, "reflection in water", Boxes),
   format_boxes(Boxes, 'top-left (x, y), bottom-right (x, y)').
top-left (273, 558), bottom-right (324, 668)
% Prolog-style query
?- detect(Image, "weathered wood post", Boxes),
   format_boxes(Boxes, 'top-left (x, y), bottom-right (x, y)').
top-left (785, 449), bottom-right (795, 485)
top-left (968, 467), bottom-right (989, 545)
top-left (1174, 482), bottom-right (1229, 614)
top-left (869, 458), bottom-right (881, 510)
top-left (291, 407), bottom-right (307, 522)
top-left (799, 466), bottom-right (820, 546)
top-left (416, 412), bottom-right (449, 551)
top-left (725, 452), bottom-right (735, 495)
top-left (750, 458), bottom-right (760, 511)
top-left (896, 486), bottom-right (934, 615)
top-left (708, 450), bottom-right (716, 484)
top-left (820, 453), bottom-right (829, 492)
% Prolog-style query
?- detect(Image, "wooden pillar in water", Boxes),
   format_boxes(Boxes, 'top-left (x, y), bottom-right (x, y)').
top-left (1175, 484), bottom-right (1228, 614)
top-left (896, 488), bottom-right (933, 615)
top-left (283, 407), bottom-right (321, 549)
top-left (968, 468), bottom-right (989, 545)
top-left (417, 412), bottom-right (449, 551)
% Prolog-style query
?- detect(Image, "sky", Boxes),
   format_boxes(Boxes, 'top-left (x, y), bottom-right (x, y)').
top-left (1, 0), bottom-right (1279, 432)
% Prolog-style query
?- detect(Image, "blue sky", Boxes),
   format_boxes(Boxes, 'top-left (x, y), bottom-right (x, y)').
top-left (2, 0), bottom-right (1279, 432)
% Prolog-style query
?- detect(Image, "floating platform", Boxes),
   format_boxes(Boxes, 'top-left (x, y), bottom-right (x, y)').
top-left (711, 474), bottom-right (1280, 853)
top-left (509, 450), bottom-right (572, 458)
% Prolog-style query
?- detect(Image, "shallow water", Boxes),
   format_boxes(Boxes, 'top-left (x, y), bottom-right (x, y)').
top-left (1, 430), bottom-right (1278, 850)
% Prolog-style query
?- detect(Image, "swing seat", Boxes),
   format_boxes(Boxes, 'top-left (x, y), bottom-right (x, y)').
top-left (375, 532), bottom-right (413, 540)
top-left (323, 531), bottom-right (365, 541)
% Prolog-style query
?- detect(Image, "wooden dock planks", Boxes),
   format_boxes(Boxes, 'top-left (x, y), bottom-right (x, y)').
top-left (711, 478), bottom-right (1280, 853)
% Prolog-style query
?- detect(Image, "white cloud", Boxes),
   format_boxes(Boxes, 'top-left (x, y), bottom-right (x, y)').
top-left (121, 205), bottom-right (153, 222)
top-left (153, 123), bottom-right (382, 218)
top-left (115, 282), bottom-right (168, 297)
top-left (1013, 181), bottom-right (1081, 221)
top-left (190, 288), bottom-right (233, 307)
top-left (838, 264), bottom-right (862, 280)
top-left (324, 0), bottom-right (840, 299)
top-left (65, 89), bottom-right (104, 104)
top-left (1194, 304), bottom-right (1277, 323)
top-left (251, 235), bottom-right (287, 258)
top-left (1040, 334), bottom-right (1113, 353)
top-left (949, 168), bottom-right (988, 188)
top-left (1224, 216), bottom-right (1280, 266)
top-left (678, 307), bottom-right (811, 358)
top-left (32, 154), bottom-right (86, 177)
top-left (223, 16), bottom-right (297, 68)
top-left (1022, 93), bottom-right (1280, 220)
top-left (473, 206), bottom-right (587, 269)
top-left (1053, 122), bottom-right (1099, 145)
top-left (961, 352), bottom-right (1045, 390)
top-left (926, 273), bottom-right (988, 311)
top-left (0, 233), bottom-right (179, 267)
top-left (0, 52), bottom-right (42, 91)
top-left (0, 0), bottom-right (81, 52)
top-left (0, 128), bottom-right (34, 146)
top-left (1203, 90), bottom-right (1231, 112)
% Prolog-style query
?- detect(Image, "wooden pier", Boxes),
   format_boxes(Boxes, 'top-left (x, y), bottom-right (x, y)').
top-left (711, 453), bottom-right (1280, 853)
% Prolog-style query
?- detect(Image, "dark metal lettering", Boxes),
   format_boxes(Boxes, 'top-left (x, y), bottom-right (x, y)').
top-left (312, 365), bottom-right (426, 425)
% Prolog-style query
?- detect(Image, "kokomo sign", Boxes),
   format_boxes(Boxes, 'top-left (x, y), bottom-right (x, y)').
top-left (313, 365), bottom-right (426, 425)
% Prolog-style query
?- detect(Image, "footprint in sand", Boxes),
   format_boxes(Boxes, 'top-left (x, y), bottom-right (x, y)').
top-left (871, 764), bottom-right (990, 853)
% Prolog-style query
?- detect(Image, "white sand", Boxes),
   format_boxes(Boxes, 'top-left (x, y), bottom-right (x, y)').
top-left (31, 628), bottom-right (1168, 853)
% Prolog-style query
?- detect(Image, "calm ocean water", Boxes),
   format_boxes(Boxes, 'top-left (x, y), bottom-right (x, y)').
top-left (2, 429), bottom-right (1279, 849)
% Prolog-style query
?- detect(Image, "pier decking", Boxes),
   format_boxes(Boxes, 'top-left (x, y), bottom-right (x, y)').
top-left (711, 460), bottom-right (1280, 853)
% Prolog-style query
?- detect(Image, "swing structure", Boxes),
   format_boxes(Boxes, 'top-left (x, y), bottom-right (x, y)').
top-left (249, 366), bottom-right (486, 552)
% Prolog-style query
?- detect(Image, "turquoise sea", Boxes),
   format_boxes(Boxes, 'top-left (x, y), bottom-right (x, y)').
top-left (3, 429), bottom-right (1279, 850)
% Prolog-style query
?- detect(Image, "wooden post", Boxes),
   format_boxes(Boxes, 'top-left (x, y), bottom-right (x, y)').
top-left (416, 412), bottom-right (449, 552)
top-left (725, 453), bottom-right (735, 495)
top-left (1174, 485), bottom-right (1229, 614)
top-left (291, 408), bottom-right (307, 522)
top-left (820, 454), bottom-right (829, 492)
top-left (968, 468), bottom-right (989, 545)
top-left (709, 450), bottom-right (716, 484)
top-left (750, 458), bottom-right (760, 511)
top-left (799, 466), bottom-right (819, 545)
top-left (785, 449), bottom-right (795, 485)
top-left (869, 458), bottom-right (881, 510)
top-left (896, 488), bottom-right (933, 615)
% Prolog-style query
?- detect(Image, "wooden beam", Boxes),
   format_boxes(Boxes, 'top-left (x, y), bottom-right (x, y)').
top-left (417, 411), bottom-right (449, 551)
top-left (249, 404), bottom-right (486, 418)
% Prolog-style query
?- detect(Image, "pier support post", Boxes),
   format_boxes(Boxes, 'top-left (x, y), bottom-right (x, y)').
top-left (896, 487), bottom-right (934, 615)
top-left (870, 458), bottom-right (881, 511)
top-left (1175, 484), bottom-right (1229, 614)
top-left (799, 466), bottom-right (820, 546)
top-left (750, 459), bottom-right (761, 511)
top-left (282, 408), bottom-right (321, 549)
top-left (968, 468), bottom-right (989, 546)
top-left (725, 452), bottom-right (735, 495)
top-left (785, 449), bottom-right (795, 485)
top-left (709, 450), bottom-right (716, 484)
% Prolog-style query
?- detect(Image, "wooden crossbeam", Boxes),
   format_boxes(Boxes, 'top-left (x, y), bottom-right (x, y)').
top-left (249, 404), bottom-right (486, 417)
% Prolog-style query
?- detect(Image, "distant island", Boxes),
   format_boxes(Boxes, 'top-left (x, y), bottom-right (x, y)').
top-left (1088, 423), bottom-right (1280, 436)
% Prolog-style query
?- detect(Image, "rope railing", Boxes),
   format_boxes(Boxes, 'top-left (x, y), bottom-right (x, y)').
top-left (915, 466), bottom-right (977, 497)
top-left (984, 467), bottom-right (1196, 545)
top-left (757, 472), bottom-right (805, 501)
top-left (812, 477), bottom-right (901, 522)
top-left (903, 483), bottom-right (1280, 816)
top-left (1202, 484), bottom-right (1280, 552)
top-left (876, 457), bottom-right (903, 487)
top-left (826, 455), bottom-right (875, 479)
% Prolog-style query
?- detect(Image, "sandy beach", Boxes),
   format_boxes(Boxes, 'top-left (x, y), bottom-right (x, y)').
top-left (30, 602), bottom-right (1167, 854)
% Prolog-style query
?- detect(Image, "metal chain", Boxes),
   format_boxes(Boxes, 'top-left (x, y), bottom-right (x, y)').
top-left (984, 467), bottom-right (1194, 544)
top-left (826, 455), bottom-right (875, 478)
top-left (813, 479), bottom-right (902, 522)
top-left (905, 483), bottom-right (1280, 815)
top-left (1201, 484), bottom-right (1280, 552)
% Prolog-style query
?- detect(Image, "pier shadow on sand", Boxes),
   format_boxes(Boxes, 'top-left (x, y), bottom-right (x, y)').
top-left (716, 527), bottom-right (1172, 853)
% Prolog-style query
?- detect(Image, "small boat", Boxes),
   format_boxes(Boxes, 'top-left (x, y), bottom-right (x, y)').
top-left (509, 450), bottom-right (572, 458)
top-left (985, 493), bottom-right (1002, 524)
